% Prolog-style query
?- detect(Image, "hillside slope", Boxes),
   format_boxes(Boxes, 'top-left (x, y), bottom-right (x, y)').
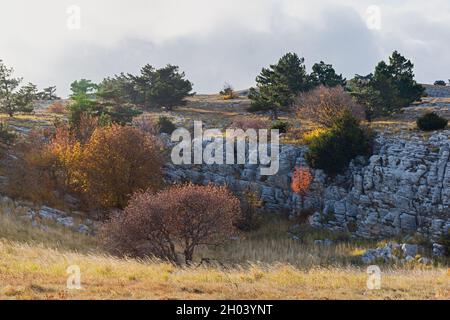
top-left (0, 212), bottom-right (448, 300)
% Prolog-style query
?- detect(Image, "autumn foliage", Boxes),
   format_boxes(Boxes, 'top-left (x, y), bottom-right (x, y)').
top-left (297, 85), bottom-right (364, 128)
top-left (6, 123), bottom-right (163, 210)
top-left (6, 129), bottom-right (61, 205)
top-left (101, 184), bottom-right (241, 264)
top-left (79, 125), bottom-right (162, 209)
top-left (291, 167), bottom-right (313, 208)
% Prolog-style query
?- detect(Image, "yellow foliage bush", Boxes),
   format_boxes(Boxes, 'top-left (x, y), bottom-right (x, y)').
top-left (302, 128), bottom-right (328, 145)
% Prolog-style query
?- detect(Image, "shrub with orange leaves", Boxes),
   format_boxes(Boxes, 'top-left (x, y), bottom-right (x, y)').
top-left (48, 125), bottom-right (83, 191)
top-left (5, 122), bottom-right (163, 211)
top-left (5, 129), bottom-right (60, 205)
top-left (79, 124), bottom-right (163, 209)
top-left (100, 184), bottom-right (241, 264)
top-left (291, 167), bottom-right (313, 209)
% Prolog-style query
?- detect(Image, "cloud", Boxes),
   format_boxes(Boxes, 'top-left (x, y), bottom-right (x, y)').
top-left (0, 0), bottom-right (449, 97)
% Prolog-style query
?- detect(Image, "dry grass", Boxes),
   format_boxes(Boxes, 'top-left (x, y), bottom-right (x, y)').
top-left (0, 96), bottom-right (448, 300)
top-left (0, 239), bottom-right (448, 300)
top-left (0, 213), bottom-right (448, 300)
top-left (0, 209), bottom-right (97, 253)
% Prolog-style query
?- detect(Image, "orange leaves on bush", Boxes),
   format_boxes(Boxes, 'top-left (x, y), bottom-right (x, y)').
top-left (6, 123), bottom-right (163, 210)
top-left (79, 124), bottom-right (163, 209)
top-left (291, 167), bottom-right (313, 196)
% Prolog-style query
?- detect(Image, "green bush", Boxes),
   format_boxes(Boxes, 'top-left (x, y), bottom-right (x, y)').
top-left (434, 80), bottom-right (446, 86)
top-left (270, 120), bottom-right (289, 134)
top-left (157, 116), bottom-right (177, 134)
top-left (416, 112), bottom-right (448, 131)
top-left (305, 112), bottom-right (372, 175)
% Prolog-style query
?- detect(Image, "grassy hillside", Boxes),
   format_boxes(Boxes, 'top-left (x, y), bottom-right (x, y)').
top-left (0, 96), bottom-right (448, 300)
top-left (0, 209), bottom-right (448, 300)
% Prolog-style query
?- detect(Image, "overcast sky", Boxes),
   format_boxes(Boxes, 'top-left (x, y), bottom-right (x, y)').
top-left (1, 0), bottom-right (449, 97)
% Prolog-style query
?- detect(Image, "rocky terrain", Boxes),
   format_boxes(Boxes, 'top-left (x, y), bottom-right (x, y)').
top-left (423, 84), bottom-right (450, 98)
top-left (165, 97), bottom-right (450, 247)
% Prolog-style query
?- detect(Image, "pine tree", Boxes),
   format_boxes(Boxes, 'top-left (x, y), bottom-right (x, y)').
top-left (349, 51), bottom-right (425, 120)
top-left (249, 53), bottom-right (311, 119)
top-left (146, 64), bottom-right (194, 110)
top-left (310, 61), bottom-right (346, 87)
top-left (38, 86), bottom-right (60, 100)
top-left (0, 60), bottom-right (35, 116)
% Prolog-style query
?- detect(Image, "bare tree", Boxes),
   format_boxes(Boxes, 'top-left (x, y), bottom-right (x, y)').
top-left (297, 85), bottom-right (364, 128)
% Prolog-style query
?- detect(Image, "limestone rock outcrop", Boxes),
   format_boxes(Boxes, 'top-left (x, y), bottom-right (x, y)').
top-left (165, 130), bottom-right (450, 240)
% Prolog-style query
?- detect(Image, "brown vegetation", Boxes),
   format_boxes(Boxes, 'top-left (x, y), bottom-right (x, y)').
top-left (46, 102), bottom-right (68, 114)
top-left (79, 125), bottom-right (163, 209)
top-left (297, 85), bottom-right (365, 127)
top-left (229, 117), bottom-right (270, 130)
top-left (101, 184), bottom-right (241, 264)
top-left (5, 122), bottom-right (163, 211)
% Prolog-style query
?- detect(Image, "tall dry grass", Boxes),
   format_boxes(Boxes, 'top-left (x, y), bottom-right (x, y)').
top-left (0, 206), bottom-right (448, 300)
top-left (0, 238), bottom-right (447, 300)
top-left (0, 205), bottom-right (97, 252)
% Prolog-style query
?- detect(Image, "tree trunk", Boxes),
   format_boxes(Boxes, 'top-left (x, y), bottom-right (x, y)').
top-left (272, 108), bottom-right (278, 120)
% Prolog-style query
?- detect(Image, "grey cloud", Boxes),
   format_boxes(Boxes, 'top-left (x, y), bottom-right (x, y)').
top-left (1, 0), bottom-right (448, 97)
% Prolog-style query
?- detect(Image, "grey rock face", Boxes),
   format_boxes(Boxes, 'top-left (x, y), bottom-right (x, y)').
top-left (39, 206), bottom-right (66, 220)
top-left (401, 244), bottom-right (419, 257)
top-left (78, 224), bottom-right (91, 234)
top-left (432, 243), bottom-right (446, 257)
top-left (0, 194), bottom-right (92, 235)
top-left (165, 130), bottom-right (450, 240)
top-left (56, 216), bottom-right (74, 228)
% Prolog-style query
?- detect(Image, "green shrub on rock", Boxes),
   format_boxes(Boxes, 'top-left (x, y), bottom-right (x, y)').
top-left (416, 112), bottom-right (448, 131)
top-left (157, 116), bottom-right (177, 134)
top-left (270, 120), bottom-right (289, 134)
top-left (305, 111), bottom-right (372, 175)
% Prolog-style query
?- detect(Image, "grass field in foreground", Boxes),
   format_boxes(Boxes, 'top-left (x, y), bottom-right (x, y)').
top-left (0, 239), bottom-right (448, 300)
top-left (0, 212), bottom-right (448, 300)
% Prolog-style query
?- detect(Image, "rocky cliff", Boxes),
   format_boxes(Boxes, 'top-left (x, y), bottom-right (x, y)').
top-left (165, 130), bottom-right (450, 241)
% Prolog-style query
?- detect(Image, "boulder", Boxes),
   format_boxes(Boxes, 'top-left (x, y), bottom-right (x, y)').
top-left (401, 244), bottom-right (419, 257)
top-left (432, 243), bottom-right (445, 257)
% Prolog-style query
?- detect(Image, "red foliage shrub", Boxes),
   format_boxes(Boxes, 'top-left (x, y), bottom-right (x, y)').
top-left (291, 167), bottom-right (313, 209)
top-left (100, 184), bottom-right (241, 264)
top-left (229, 117), bottom-right (270, 130)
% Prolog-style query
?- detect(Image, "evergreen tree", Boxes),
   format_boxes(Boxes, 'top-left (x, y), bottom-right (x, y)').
top-left (249, 53), bottom-right (311, 119)
top-left (0, 60), bottom-right (35, 116)
top-left (146, 64), bottom-right (194, 110)
top-left (15, 82), bottom-right (38, 113)
top-left (310, 61), bottom-right (346, 87)
top-left (70, 79), bottom-right (98, 98)
top-left (38, 86), bottom-right (60, 100)
top-left (349, 51), bottom-right (425, 121)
